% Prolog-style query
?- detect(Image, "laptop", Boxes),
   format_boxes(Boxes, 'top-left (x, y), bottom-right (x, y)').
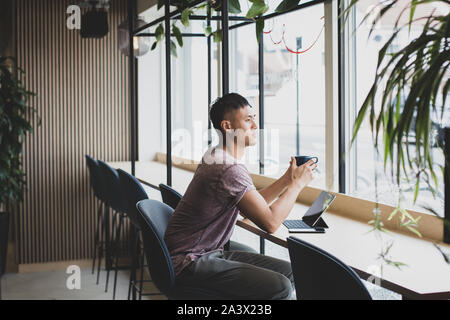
top-left (283, 191), bottom-right (336, 233)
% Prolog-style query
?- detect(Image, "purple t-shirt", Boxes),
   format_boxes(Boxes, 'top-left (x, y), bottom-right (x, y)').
top-left (164, 148), bottom-right (256, 276)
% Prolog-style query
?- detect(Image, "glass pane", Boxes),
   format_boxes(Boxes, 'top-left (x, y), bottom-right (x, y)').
top-left (262, 3), bottom-right (326, 188)
top-left (138, 7), bottom-right (219, 164)
top-left (349, 1), bottom-right (446, 216)
top-left (171, 21), bottom-right (211, 162)
top-left (229, 23), bottom-right (260, 174)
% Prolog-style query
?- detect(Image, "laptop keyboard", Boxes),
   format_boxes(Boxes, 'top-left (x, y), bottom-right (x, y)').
top-left (283, 220), bottom-right (313, 229)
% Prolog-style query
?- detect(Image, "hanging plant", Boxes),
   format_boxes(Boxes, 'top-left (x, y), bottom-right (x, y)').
top-left (150, 0), bottom-right (303, 55)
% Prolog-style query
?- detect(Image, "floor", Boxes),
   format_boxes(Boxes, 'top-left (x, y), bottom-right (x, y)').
top-left (0, 227), bottom-right (401, 300)
top-left (1, 267), bottom-right (165, 300)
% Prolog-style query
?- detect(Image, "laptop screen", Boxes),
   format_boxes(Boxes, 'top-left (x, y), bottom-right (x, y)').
top-left (302, 191), bottom-right (335, 226)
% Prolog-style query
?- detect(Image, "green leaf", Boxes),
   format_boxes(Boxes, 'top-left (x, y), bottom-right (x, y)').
top-left (408, 0), bottom-right (418, 32)
top-left (172, 24), bottom-right (183, 47)
top-left (229, 0), bottom-right (242, 14)
top-left (245, 0), bottom-right (269, 19)
top-left (204, 25), bottom-right (212, 36)
top-left (151, 41), bottom-right (157, 51)
top-left (170, 40), bottom-right (178, 57)
top-left (181, 8), bottom-right (194, 27)
top-left (406, 226), bottom-right (422, 238)
top-left (275, 0), bottom-right (300, 13)
top-left (256, 17), bottom-right (265, 43)
top-left (387, 208), bottom-right (399, 221)
top-left (213, 30), bottom-right (222, 43)
top-left (155, 23), bottom-right (164, 42)
top-left (196, 3), bottom-right (208, 10)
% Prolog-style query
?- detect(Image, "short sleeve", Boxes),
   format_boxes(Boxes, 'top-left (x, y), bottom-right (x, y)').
top-left (217, 164), bottom-right (256, 208)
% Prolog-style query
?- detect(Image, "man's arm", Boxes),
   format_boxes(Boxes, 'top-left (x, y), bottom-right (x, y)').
top-left (257, 175), bottom-right (290, 205)
top-left (237, 159), bottom-right (317, 233)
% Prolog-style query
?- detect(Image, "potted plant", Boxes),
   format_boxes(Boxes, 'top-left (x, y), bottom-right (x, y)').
top-left (343, 1), bottom-right (450, 264)
top-left (0, 56), bottom-right (36, 288)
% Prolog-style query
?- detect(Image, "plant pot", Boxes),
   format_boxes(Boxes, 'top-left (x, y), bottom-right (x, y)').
top-left (0, 211), bottom-right (9, 276)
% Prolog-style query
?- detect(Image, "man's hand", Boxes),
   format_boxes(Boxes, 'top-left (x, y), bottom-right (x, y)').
top-left (237, 158), bottom-right (317, 234)
top-left (283, 157), bottom-right (317, 189)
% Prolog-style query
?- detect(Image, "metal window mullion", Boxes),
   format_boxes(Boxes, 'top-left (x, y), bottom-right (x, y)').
top-left (324, 0), bottom-right (339, 192)
top-left (221, 0), bottom-right (229, 95)
top-left (258, 30), bottom-right (265, 255)
top-left (207, 7), bottom-right (212, 146)
top-left (337, 0), bottom-right (346, 193)
top-left (128, 0), bottom-right (136, 176)
top-left (259, 32), bottom-right (264, 175)
top-left (445, 128), bottom-right (450, 244)
top-left (165, 0), bottom-right (172, 186)
top-left (343, 0), bottom-right (358, 193)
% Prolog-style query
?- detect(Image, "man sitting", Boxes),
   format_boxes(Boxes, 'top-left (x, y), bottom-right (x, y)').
top-left (164, 93), bottom-right (317, 299)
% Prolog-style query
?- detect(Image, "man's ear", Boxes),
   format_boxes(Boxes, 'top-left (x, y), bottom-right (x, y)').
top-left (220, 119), bottom-right (232, 132)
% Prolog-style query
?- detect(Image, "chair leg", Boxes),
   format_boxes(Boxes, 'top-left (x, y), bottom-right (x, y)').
top-left (128, 226), bottom-right (139, 300)
top-left (112, 214), bottom-right (124, 300)
top-left (138, 234), bottom-right (145, 300)
top-left (105, 210), bottom-right (116, 293)
top-left (92, 202), bottom-right (103, 274)
top-left (96, 205), bottom-right (107, 285)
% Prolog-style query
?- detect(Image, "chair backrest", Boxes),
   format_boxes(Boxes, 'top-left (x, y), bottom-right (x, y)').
top-left (117, 169), bottom-right (148, 228)
top-left (136, 199), bottom-right (175, 294)
top-left (159, 183), bottom-right (182, 210)
top-left (85, 155), bottom-right (102, 200)
top-left (97, 160), bottom-right (125, 213)
top-left (287, 236), bottom-right (372, 300)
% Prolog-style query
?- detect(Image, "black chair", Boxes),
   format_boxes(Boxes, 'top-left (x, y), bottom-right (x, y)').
top-left (85, 155), bottom-right (108, 285)
top-left (158, 183), bottom-right (257, 253)
top-left (136, 199), bottom-right (230, 299)
top-left (158, 183), bottom-right (183, 210)
top-left (287, 236), bottom-right (372, 300)
top-left (117, 169), bottom-right (153, 300)
top-left (97, 161), bottom-right (128, 298)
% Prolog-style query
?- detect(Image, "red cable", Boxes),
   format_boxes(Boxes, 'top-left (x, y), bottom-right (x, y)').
top-left (265, 17), bottom-right (325, 54)
top-left (270, 32), bottom-right (282, 44)
top-left (263, 19), bottom-right (273, 34)
top-left (282, 24), bottom-right (324, 54)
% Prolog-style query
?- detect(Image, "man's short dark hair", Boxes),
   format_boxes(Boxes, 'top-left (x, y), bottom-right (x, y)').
top-left (209, 93), bottom-right (251, 131)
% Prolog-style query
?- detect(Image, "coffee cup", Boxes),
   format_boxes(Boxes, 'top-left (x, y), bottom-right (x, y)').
top-left (294, 156), bottom-right (318, 166)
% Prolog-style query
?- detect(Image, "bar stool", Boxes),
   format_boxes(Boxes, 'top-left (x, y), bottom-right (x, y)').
top-left (117, 169), bottom-right (157, 300)
top-left (97, 161), bottom-right (128, 298)
top-left (85, 155), bottom-right (108, 285)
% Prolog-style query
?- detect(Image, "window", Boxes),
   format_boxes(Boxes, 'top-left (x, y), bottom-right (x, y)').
top-left (138, 6), bottom-right (219, 163)
top-left (346, 0), bottom-right (446, 216)
top-left (229, 2), bottom-right (326, 187)
top-left (263, 3), bottom-right (326, 188)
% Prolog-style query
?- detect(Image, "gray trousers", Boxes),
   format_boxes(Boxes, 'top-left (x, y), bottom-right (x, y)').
top-left (176, 250), bottom-right (294, 300)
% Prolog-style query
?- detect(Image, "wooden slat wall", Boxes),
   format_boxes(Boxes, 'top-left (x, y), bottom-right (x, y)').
top-left (15, 0), bottom-right (131, 264)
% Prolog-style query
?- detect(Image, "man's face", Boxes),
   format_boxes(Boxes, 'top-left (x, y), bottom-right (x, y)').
top-left (224, 105), bottom-right (258, 147)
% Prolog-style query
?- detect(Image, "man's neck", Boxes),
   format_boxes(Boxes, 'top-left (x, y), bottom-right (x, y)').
top-left (222, 143), bottom-right (245, 161)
